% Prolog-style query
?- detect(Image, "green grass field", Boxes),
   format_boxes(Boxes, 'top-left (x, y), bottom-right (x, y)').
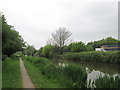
top-left (2, 58), bottom-right (22, 88)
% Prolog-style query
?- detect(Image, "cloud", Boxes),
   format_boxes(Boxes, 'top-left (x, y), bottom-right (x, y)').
top-left (0, 0), bottom-right (118, 49)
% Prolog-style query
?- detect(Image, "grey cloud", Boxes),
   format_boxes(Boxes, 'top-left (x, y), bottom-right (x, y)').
top-left (0, 1), bottom-right (118, 49)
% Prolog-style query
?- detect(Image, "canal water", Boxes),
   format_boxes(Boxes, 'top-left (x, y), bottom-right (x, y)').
top-left (73, 61), bottom-right (120, 87)
top-left (55, 59), bottom-right (120, 87)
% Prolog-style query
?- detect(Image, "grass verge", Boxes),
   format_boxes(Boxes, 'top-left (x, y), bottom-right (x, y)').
top-left (2, 58), bottom-right (22, 88)
top-left (24, 60), bottom-right (63, 88)
top-left (23, 56), bottom-right (87, 88)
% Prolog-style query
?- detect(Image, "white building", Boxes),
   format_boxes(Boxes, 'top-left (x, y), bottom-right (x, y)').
top-left (95, 48), bottom-right (106, 51)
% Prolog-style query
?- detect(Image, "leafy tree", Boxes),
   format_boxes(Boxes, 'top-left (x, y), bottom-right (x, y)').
top-left (23, 45), bottom-right (36, 56)
top-left (42, 45), bottom-right (53, 58)
top-left (62, 45), bottom-right (71, 53)
top-left (41, 44), bottom-right (61, 58)
top-left (86, 45), bottom-right (94, 51)
top-left (70, 42), bottom-right (88, 52)
top-left (87, 37), bottom-right (120, 50)
top-left (2, 15), bottom-right (25, 56)
top-left (49, 45), bottom-right (61, 58)
top-left (38, 47), bottom-right (44, 57)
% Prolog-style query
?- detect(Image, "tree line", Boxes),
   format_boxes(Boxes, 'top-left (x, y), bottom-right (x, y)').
top-left (1, 14), bottom-right (120, 59)
top-left (1, 14), bottom-right (25, 59)
top-left (23, 29), bottom-right (120, 58)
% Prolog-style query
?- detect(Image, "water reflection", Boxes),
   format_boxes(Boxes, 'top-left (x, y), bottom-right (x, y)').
top-left (55, 59), bottom-right (120, 87)
top-left (71, 60), bottom-right (120, 84)
top-left (74, 61), bottom-right (120, 75)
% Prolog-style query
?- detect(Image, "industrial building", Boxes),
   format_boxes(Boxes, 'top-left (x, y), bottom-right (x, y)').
top-left (95, 45), bottom-right (120, 51)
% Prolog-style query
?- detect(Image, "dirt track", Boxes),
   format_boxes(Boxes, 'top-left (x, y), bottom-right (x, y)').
top-left (20, 58), bottom-right (35, 88)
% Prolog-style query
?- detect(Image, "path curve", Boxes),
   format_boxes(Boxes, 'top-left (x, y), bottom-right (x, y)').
top-left (20, 58), bottom-right (35, 88)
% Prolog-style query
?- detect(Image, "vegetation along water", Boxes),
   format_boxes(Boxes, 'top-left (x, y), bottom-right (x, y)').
top-left (1, 13), bottom-right (120, 88)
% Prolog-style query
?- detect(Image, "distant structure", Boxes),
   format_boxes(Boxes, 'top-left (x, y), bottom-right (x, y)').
top-left (95, 45), bottom-right (120, 51)
top-left (95, 48), bottom-right (106, 51)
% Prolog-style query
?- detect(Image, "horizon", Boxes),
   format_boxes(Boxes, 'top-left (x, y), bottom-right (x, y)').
top-left (0, 0), bottom-right (118, 49)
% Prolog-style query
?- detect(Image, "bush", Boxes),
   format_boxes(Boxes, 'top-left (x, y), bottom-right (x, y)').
top-left (61, 51), bottom-right (120, 63)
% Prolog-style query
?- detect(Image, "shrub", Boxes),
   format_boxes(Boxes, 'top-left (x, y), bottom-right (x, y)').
top-left (61, 51), bottom-right (120, 63)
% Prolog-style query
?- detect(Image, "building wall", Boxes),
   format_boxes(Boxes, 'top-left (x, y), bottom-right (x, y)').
top-left (101, 45), bottom-right (120, 51)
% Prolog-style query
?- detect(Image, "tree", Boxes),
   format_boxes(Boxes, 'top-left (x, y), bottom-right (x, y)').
top-left (70, 42), bottom-right (88, 52)
top-left (51, 27), bottom-right (72, 47)
top-left (46, 38), bottom-right (55, 46)
top-left (38, 47), bottom-right (44, 57)
top-left (87, 37), bottom-right (120, 50)
top-left (42, 45), bottom-right (53, 58)
top-left (23, 45), bottom-right (36, 56)
top-left (62, 45), bottom-right (71, 52)
top-left (2, 15), bottom-right (25, 56)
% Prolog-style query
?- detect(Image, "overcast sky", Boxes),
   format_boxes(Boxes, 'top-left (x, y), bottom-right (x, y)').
top-left (0, 0), bottom-right (119, 49)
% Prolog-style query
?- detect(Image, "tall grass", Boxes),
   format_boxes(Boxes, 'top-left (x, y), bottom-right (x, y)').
top-left (23, 56), bottom-right (120, 88)
top-left (24, 60), bottom-right (63, 88)
top-left (2, 57), bottom-right (22, 88)
top-left (61, 51), bottom-right (120, 63)
top-left (89, 75), bottom-right (120, 88)
top-left (23, 56), bottom-right (87, 88)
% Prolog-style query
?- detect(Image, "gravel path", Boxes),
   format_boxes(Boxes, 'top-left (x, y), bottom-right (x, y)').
top-left (20, 58), bottom-right (35, 88)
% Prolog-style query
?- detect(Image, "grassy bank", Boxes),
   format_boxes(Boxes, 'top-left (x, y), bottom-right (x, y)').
top-left (89, 75), bottom-right (120, 88)
top-left (24, 60), bottom-right (63, 88)
top-left (2, 57), bottom-right (22, 88)
top-left (23, 56), bottom-right (120, 88)
top-left (23, 56), bottom-right (87, 88)
top-left (61, 51), bottom-right (120, 63)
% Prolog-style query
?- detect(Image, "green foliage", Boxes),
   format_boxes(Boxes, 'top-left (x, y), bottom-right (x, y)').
top-left (61, 51), bottom-right (120, 63)
top-left (2, 55), bottom-right (8, 61)
top-left (62, 45), bottom-right (71, 52)
top-left (24, 60), bottom-right (63, 88)
top-left (2, 58), bottom-right (22, 88)
top-left (38, 47), bottom-right (43, 56)
top-left (70, 42), bottom-right (88, 52)
top-left (23, 45), bottom-right (36, 56)
top-left (2, 15), bottom-right (25, 56)
top-left (23, 56), bottom-right (87, 88)
top-left (62, 42), bottom-right (93, 53)
top-left (42, 63), bottom-right (87, 88)
top-left (42, 45), bottom-right (53, 58)
top-left (92, 75), bottom-right (120, 88)
top-left (86, 45), bottom-right (94, 51)
top-left (49, 45), bottom-right (61, 58)
top-left (63, 64), bottom-right (87, 88)
top-left (39, 45), bottom-right (60, 58)
top-left (87, 37), bottom-right (120, 49)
